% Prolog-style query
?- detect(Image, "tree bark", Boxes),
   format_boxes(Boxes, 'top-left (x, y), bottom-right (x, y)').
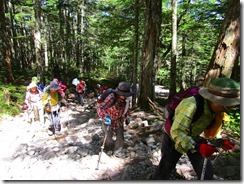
top-left (132, 0), bottom-right (140, 108)
top-left (34, 0), bottom-right (43, 79)
top-left (0, 0), bottom-right (15, 82)
top-left (168, 0), bottom-right (177, 100)
top-left (203, 0), bottom-right (240, 87)
top-left (138, 0), bottom-right (162, 110)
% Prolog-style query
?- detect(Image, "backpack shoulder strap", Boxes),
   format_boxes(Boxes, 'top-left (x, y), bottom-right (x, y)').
top-left (122, 97), bottom-right (130, 117)
top-left (109, 90), bottom-right (117, 107)
top-left (192, 94), bottom-right (204, 122)
top-left (190, 95), bottom-right (204, 135)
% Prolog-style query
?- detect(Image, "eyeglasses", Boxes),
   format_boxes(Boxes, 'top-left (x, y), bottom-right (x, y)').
top-left (118, 96), bottom-right (126, 100)
top-left (117, 96), bottom-right (126, 103)
top-left (223, 106), bottom-right (238, 111)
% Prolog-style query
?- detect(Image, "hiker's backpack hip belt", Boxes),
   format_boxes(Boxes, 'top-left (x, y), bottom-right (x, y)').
top-left (50, 104), bottom-right (60, 112)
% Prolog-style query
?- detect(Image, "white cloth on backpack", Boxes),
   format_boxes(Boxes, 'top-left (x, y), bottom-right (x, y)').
top-left (122, 97), bottom-right (130, 117)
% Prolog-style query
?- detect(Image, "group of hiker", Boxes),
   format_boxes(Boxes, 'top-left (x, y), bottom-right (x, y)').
top-left (24, 76), bottom-right (240, 180)
top-left (24, 76), bottom-right (86, 135)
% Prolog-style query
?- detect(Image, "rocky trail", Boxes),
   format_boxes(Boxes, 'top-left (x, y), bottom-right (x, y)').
top-left (0, 90), bottom-right (240, 181)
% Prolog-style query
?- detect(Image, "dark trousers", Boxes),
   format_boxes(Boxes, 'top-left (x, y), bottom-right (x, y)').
top-left (151, 131), bottom-right (213, 180)
top-left (77, 93), bottom-right (84, 105)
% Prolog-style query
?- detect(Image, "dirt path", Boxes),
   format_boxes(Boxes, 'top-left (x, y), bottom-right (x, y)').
top-left (0, 93), bottom-right (240, 180)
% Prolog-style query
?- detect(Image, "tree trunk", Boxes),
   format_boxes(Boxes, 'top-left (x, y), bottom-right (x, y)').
top-left (168, 0), bottom-right (177, 100)
top-left (0, 0), bottom-right (15, 82)
top-left (203, 0), bottom-right (240, 87)
top-left (34, 0), bottom-right (43, 77)
top-left (132, 0), bottom-right (140, 109)
top-left (138, 0), bottom-right (162, 110)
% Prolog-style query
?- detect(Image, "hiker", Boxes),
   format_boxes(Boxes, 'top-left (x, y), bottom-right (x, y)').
top-left (97, 81), bottom-right (133, 157)
top-left (25, 82), bottom-right (44, 123)
top-left (76, 79), bottom-right (86, 106)
top-left (42, 80), bottom-right (64, 136)
top-left (44, 78), bottom-right (67, 98)
top-left (30, 76), bottom-right (45, 92)
top-left (149, 77), bottom-right (240, 180)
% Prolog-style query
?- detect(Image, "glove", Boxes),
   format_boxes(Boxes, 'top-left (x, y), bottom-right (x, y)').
top-left (222, 139), bottom-right (235, 151)
top-left (104, 116), bottom-right (112, 126)
top-left (195, 143), bottom-right (216, 158)
top-left (210, 138), bottom-right (235, 151)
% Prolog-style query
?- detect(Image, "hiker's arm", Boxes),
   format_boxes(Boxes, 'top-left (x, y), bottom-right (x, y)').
top-left (60, 83), bottom-right (67, 91)
top-left (41, 93), bottom-right (49, 106)
top-left (170, 99), bottom-right (197, 154)
top-left (25, 92), bottom-right (30, 105)
top-left (97, 93), bottom-right (115, 119)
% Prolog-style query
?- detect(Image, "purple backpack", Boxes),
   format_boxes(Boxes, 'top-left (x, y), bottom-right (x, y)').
top-left (164, 86), bottom-right (204, 135)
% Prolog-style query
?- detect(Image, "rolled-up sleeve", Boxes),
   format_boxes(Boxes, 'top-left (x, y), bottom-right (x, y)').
top-left (170, 98), bottom-right (197, 154)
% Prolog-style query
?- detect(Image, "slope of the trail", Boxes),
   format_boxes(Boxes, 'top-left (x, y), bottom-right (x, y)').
top-left (0, 92), bottom-right (240, 180)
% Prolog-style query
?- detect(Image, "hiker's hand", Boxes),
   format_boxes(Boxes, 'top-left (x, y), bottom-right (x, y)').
top-left (61, 99), bottom-right (67, 106)
top-left (222, 139), bottom-right (235, 151)
top-left (97, 99), bottom-right (103, 104)
top-left (195, 143), bottom-right (216, 158)
top-left (104, 116), bottom-right (112, 126)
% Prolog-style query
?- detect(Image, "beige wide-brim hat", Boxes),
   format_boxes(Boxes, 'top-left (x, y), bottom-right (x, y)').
top-left (27, 82), bottom-right (37, 90)
top-left (199, 78), bottom-right (240, 106)
top-left (115, 82), bottom-right (133, 97)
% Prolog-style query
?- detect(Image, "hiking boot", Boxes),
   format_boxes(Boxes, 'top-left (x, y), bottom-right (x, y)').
top-left (55, 131), bottom-right (62, 136)
top-left (47, 127), bottom-right (55, 136)
top-left (47, 129), bottom-right (54, 136)
top-left (147, 174), bottom-right (154, 180)
top-left (106, 151), bottom-right (113, 156)
top-left (113, 150), bottom-right (126, 158)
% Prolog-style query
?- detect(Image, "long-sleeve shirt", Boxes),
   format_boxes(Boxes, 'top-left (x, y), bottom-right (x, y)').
top-left (170, 96), bottom-right (215, 154)
top-left (76, 81), bottom-right (86, 94)
top-left (25, 90), bottom-right (42, 105)
top-left (58, 82), bottom-right (67, 95)
top-left (97, 93), bottom-right (129, 129)
top-left (42, 91), bottom-right (62, 112)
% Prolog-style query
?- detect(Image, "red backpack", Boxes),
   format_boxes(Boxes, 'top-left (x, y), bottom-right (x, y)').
top-left (164, 86), bottom-right (204, 135)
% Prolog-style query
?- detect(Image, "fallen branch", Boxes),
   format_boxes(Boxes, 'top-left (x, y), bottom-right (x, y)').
top-left (147, 97), bottom-right (165, 118)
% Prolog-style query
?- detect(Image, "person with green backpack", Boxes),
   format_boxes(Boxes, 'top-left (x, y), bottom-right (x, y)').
top-left (150, 77), bottom-right (240, 180)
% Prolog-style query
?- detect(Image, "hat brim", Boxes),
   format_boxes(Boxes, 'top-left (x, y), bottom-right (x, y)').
top-left (49, 86), bottom-right (61, 91)
top-left (199, 87), bottom-right (240, 106)
top-left (115, 89), bottom-right (133, 97)
top-left (27, 83), bottom-right (37, 90)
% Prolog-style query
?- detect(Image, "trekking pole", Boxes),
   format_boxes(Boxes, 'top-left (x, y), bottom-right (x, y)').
top-left (200, 140), bottom-right (214, 180)
top-left (211, 148), bottom-right (222, 165)
top-left (200, 157), bottom-right (208, 180)
top-left (96, 125), bottom-right (110, 170)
